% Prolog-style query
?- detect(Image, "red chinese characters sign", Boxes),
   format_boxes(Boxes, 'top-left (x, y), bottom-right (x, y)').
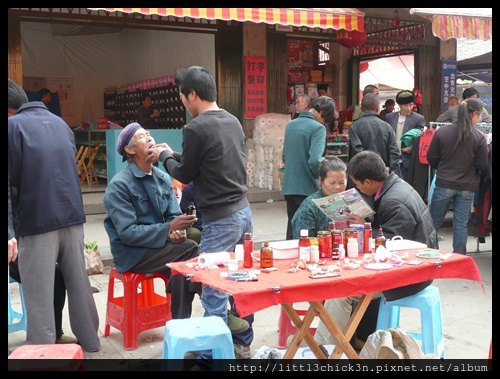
top-left (245, 56), bottom-right (267, 119)
top-left (418, 128), bottom-right (437, 164)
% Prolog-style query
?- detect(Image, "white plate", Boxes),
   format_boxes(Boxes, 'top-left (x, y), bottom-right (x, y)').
top-left (364, 262), bottom-right (393, 271)
top-left (416, 249), bottom-right (442, 259)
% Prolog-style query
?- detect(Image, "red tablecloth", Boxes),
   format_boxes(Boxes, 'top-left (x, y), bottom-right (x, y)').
top-left (170, 250), bottom-right (482, 318)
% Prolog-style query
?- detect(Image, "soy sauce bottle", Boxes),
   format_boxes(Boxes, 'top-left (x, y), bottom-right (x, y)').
top-left (260, 241), bottom-right (273, 269)
top-left (187, 201), bottom-right (196, 217)
top-left (375, 227), bottom-right (386, 249)
top-left (243, 232), bottom-right (254, 268)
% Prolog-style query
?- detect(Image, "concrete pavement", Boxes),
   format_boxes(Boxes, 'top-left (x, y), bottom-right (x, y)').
top-left (8, 188), bottom-right (492, 365)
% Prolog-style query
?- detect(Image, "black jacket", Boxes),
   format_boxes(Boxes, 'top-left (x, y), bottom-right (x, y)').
top-left (373, 172), bottom-right (438, 300)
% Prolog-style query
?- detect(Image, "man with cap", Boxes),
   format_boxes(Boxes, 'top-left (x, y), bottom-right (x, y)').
top-left (102, 122), bottom-right (201, 319)
top-left (386, 90), bottom-right (426, 181)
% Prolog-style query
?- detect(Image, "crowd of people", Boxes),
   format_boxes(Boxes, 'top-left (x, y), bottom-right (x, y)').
top-left (8, 68), bottom-right (491, 366)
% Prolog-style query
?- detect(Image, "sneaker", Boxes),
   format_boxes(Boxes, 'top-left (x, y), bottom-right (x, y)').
top-left (56, 334), bottom-right (78, 344)
top-left (233, 343), bottom-right (251, 359)
top-left (226, 311), bottom-right (249, 335)
top-left (184, 351), bottom-right (198, 360)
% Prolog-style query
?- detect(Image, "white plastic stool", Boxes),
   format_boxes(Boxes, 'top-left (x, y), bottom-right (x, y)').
top-left (8, 276), bottom-right (27, 334)
top-left (376, 285), bottom-right (444, 358)
top-left (162, 316), bottom-right (235, 370)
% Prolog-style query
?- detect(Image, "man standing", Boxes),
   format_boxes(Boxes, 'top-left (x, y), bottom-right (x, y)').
top-left (147, 66), bottom-right (254, 362)
top-left (137, 93), bottom-right (161, 129)
top-left (348, 93), bottom-right (401, 177)
top-left (352, 84), bottom-right (379, 121)
top-left (293, 94), bottom-right (310, 119)
top-left (281, 96), bottom-right (337, 240)
top-left (446, 96), bottom-right (460, 109)
top-left (386, 90), bottom-right (426, 181)
top-left (437, 87), bottom-right (492, 123)
top-left (7, 79), bottom-right (100, 352)
top-left (103, 123), bottom-right (201, 319)
top-left (39, 87), bottom-right (52, 105)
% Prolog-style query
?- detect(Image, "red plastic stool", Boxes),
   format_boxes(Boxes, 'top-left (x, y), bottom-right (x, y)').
top-left (277, 302), bottom-right (323, 349)
top-left (8, 344), bottom-right (85, 371)
top-left (104, 268), bottom-right (172, 350)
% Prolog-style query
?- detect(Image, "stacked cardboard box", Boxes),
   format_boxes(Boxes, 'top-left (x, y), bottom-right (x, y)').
top-left (310, 70), bottom-right (323, 82)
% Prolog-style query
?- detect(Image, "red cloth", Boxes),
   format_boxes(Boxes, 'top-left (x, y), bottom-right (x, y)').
top-left (171, 250), bottom-right (482, 318)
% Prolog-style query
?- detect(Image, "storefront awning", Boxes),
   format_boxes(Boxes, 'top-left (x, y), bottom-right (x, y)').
top-left (409, 8), bottom-right (492, 41)
top-left (87, 8), bottom-right (365, 32)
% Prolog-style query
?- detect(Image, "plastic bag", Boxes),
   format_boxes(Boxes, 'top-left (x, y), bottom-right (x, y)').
top-left (359, 328), bottom-right (440, 360)
top-left (428, 173), bottom-right (436, 206)
top-left (84, 241), bottom-right (104, 276)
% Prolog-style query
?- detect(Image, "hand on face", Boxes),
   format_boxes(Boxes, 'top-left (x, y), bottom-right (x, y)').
top-left (145, 143), bottom-right (171, 163)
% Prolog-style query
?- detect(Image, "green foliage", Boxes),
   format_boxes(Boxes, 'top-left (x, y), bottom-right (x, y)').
top-left (84, 240), bottom-right (99, 252)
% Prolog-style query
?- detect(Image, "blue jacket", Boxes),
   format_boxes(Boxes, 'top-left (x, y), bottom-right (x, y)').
top-left (281, 111), bottom-right (326, 196)
top-left (8, 102), bottom-right (85, 236)
top-left (103, 163), bottom-right (181, 273)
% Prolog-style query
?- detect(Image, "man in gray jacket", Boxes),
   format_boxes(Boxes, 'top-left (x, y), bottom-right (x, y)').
top-left (348, 93), bottom-right (401, 177)
top-left (437, 87), bottom-right (492, 123)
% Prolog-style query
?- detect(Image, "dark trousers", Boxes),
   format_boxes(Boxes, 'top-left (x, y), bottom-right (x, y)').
top-left (9, 260), bottom-right (66, 338)
top-left (128, 239), bottom-right (201, 319)
top-left (350, 297), bottom-right (381, 345)
top-left (285, 194), bottom-right (307, 240)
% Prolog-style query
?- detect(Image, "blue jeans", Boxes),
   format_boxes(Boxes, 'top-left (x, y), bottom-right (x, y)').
top-left (430, 186), bottom-right (474, 254)
top-left (198, 205), bottom-right (254, 360)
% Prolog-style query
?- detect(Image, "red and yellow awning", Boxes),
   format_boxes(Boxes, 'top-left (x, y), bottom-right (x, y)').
top-left (431, 15), bottom-right (492, 41)
top-left (87, 8), bottom-right (365, 32)
top-left (409, 8), bottom-right (492, 41)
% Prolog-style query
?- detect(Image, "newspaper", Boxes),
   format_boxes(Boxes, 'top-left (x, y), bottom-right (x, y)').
top-left (311, 188), bottom-right (375, 221)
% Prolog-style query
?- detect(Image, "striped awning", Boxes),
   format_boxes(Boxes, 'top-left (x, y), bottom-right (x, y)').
top-left (431, 15), bottom-right (492, 41)
top-left (409, 8), bottom-right (492, 41)
top-left (87, 8), bottom-right (365, 32)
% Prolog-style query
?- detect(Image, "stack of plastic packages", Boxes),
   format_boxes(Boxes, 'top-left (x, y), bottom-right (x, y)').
top-left (246, 113), bottom-right (291, 191)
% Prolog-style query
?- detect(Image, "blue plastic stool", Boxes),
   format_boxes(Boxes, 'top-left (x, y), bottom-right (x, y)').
top-left (162, 316), bottom-right (235, 370)
top-left (8, 276), bottom-right (28, 334)
top-left (376, 285), bottom-right (444, 358)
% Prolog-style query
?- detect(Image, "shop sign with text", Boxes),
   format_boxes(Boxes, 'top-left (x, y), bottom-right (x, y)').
top-left (245, 56), bottom-right (267, 119)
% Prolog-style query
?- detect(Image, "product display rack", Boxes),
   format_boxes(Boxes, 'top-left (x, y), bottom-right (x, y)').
top-left (103, 85), bottom-right (186, 129)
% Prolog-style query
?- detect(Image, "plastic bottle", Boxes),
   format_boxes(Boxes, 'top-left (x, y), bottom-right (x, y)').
top-left (243, 232), bottom-right (254, 268)
top-left (310, 245), bottom-right (320, 264)
top-left (260, 241), bottom-right (273, 269)
top-left (187, 201), bottom-right (196, 217)
top-left (338, 244), bottom-right (346, 259)
top-left (328, 221), bottom-right (336, 231)
top-left (375, 227), bottom-right (387, 249)
top-left (347, 238), bottom-right (359, 258)
top-left (332, 242), bottom-right (340, 260)
top-left (363, 222), bottom-right (372, 254)
top-left (299, 229), bottom-right (311, 262)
